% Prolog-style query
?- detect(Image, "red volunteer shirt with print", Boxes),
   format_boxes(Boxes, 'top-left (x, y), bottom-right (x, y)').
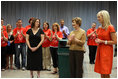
top-left (1, 31), bottom-right (8, 47)
top-left (25, 25), bottom-right (31, 32)
top-left (87, 28), bottom-right (98, 46)
top-left (13, 27), bottom-right (26, 43)
top-left (50, 31), bottom-right (63, 47)
top-left (3, 25), bottom-right (6, 32)
top-left (42, 29), bottom-right (51, 47)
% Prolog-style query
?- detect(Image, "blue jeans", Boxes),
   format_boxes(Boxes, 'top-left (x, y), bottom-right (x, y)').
top-left (15, 43), bottom-right (26, 68)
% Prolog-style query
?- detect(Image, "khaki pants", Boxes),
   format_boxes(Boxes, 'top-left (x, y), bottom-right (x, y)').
top-left (42, 47), bottom-right (51, 69)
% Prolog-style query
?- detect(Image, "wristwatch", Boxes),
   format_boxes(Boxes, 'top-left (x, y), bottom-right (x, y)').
top-left (105, 40), bottom-right (107, 44)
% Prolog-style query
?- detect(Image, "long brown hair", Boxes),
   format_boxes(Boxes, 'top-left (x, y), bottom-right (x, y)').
top-left (43, 22), bottom-right (49, 29)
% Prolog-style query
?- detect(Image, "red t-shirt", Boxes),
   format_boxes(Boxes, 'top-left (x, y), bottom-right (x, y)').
top-left (25, 25), bottom-right (31, 32)
top-left (13, 27), bottom-right (26, 43)
top-left (42, 29), bottom-right (51, 47)
top-left (3, 25), bottom-right (6, 32)
top-left (1, 31), bottom-right (8, 47)
top-left (50, 31), bottom-right (63, 47)
top-left (87, 28), bottom-right (98, 46)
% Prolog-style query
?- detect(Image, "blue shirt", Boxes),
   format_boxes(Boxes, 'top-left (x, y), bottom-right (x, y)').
top-left (60, 25), bottom-right (69, 38)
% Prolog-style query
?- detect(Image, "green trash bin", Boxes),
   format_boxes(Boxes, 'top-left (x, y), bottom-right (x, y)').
top-left (58, 39), bottom-right (70, 78)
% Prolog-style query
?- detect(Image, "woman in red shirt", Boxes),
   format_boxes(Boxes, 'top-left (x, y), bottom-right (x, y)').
top-left (1, 26), bottom-right (8, 71)
top-left (25, 17), bottom-right (34, 32)
top-left (94, 10), bottom-right (117, 78)
top-left (50, 23), bottom-right (63, 74)
top-left (6, 24), bottom-right (15, 70)
top-left (42, 22), bottom-right (51, 71)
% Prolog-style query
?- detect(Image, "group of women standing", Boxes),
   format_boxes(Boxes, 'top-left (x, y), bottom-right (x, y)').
top-left (1, 10), bottom-right (117, 78)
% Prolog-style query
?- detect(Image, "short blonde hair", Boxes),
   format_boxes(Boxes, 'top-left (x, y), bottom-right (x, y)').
top-left (72, 17), bottom-right (82, 26)
top-left (52, 22), bottom-right (60, 32)
top-left (97, 10), bottom-right (112, 28)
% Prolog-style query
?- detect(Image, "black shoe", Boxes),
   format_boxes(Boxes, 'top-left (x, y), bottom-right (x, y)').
top-left (31, 75), bottom-right (34, 78)
top-left (114, 54), bottom-right (117, 57)
top-left (51, 71), bottom-right (57, 74)
top-left (37, 75), bottom-right (40, 78)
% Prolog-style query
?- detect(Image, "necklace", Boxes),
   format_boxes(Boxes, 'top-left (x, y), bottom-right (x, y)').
top-left (8, 32), bottom-right (12, 39)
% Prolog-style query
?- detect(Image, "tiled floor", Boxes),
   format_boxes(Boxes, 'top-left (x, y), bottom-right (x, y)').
top-left (1, 43), bottom-right (117, 78)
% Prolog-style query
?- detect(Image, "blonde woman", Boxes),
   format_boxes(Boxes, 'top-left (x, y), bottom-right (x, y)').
top-left (94, 10), bottom-right (117, 78)
top-left (6, 24), bottom-right (15, 69)
top-left (67, 17), bottom-right (86, 78)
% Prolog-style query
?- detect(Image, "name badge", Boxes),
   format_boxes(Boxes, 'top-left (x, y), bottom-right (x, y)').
top-left (18, 45), bottom-right (20, 48)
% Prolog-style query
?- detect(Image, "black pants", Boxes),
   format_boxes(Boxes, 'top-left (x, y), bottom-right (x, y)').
top-left (88, 46), bottom-right (97, 63)
top-left (1, 47), bottom-right (7, 69)
top-left (69, 50), bottom-right (84, 78)
top-left (50, 47), bottom-right (58, 68)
